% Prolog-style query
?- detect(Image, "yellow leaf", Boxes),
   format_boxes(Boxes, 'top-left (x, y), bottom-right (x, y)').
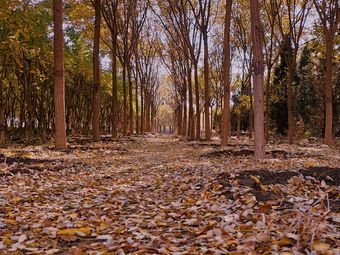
top-left (57, 227), bottom-right (91, 236)
top-left (250, 175), bottom-right (268, 191)
top-left (4, 219), bottom-right (18, 225)
top-left (313, 241), bottom-right (330, 252)
top-left (272, 237), bottom-right (292, 246)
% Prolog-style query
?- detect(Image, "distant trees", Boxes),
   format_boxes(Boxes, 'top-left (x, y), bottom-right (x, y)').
top-left (0, 0), bottom-right (339, 154)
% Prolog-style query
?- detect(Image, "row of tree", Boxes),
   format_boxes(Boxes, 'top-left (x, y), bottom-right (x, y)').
top-left (0, 0), bottom-right (339, 159)
top-left (160, 0), bottom-right (339, 158)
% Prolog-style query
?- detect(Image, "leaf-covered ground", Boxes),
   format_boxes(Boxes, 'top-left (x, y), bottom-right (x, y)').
top-left (0, 135), bottom-right (339, 254)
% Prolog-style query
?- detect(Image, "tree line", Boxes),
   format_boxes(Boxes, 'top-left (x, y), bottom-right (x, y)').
top-left (0, 0), bottom-right (339, 159)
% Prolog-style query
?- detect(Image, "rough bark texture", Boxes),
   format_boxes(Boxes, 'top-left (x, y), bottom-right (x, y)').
top-left (221, 0), bottom-right (232, 147)
top-left (250, 0), bottom-right (265, 159)
top-left (53, 0), bottom-right (67, 149)
top-left (92, 0), bottom-right (101, 142)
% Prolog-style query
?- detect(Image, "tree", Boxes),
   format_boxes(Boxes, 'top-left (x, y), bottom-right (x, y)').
top-left (53, 0), bottom-right (67, 149)
top-left (313, 0), bottom-right (339, 145)
top-left (92, 0), bottom-right (101, 141)
top-left (101, 0), bottom-right (119, 138)
top-left (249, 0), bottom-right (265, 159)
top-left (263, 0), bottom-right (280, 141)
top-left (221, 0), bottom-right (232, 146)
top-left (272, 0), bottom-right (311, 144)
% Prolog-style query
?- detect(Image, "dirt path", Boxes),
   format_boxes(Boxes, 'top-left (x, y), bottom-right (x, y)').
top-left (0, 136), bottom-right (339, 254)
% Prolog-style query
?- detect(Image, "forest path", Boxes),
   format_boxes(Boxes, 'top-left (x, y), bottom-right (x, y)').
top-left (0, 136), bottom-right (339, 253)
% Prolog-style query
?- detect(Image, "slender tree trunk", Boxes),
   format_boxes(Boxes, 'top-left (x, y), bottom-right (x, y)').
top-left (221, 0), bottom-right (232, 147)
top-left (122, 61), bottom-right (127, 135)
top-left (203, 32), bottom-right (211, 140)
top-left (111, 35), bottom-right (118, 138)
top-left (250, 0), bottom-right (265, 159)
top-left (53, 0), bottom-right (67, 149)
top-left (178, 104), bottom-right (182, 135)
top-left (187, 61), bottom-right (194, 139)
top-left (194, 64), bottom-right (200, 140)
top-left (92, 0), bottom-right (101, 141)
top-left (324, 39), bottom-right (333, 145)
top-left (182, 81), bottom-right (187, 136)
top-left (135, 77), bottom-right (139, 135)
top-left (141, 81), bottom-right (144, 134)
top-left (128, 60), bottom-right (134, 135)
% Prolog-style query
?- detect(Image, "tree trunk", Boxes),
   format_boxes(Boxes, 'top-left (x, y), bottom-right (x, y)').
top-left (194, 64), bottom-right (200, 140)
top-left (140, 78), bottom-right (144, 134)
top-left (92, 0), bottom-right (101, 142)
top-left (53, 0), bottom-right (67, 149)
top-left (128, 60), bottom-right (134, 135)
top-left (182, 81), bottom-right (187, 136)
top-left (122, 61), bottom-right (127, 135)
top-left (111, 33), bottom-right (118, 138)
top-left (249, 0), bottom-right (265, 159)
top-left (203, 31), bottom-right (211, 140)
top-left (324, 40), bottom-right (333, 145)
top-left (221, 0), bottom-right (232, 147)
top-left (187, 61), bottom-right (194, 139)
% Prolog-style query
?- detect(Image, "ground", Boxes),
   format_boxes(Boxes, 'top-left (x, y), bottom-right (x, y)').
top-left (0, 135), bottom-right (339, 254)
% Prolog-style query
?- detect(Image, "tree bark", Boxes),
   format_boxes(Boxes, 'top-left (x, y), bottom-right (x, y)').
top-left (53, 0), bottom-right (67, 149)
top-left (249, 0), bottom-right (265, 159)
top-left (128, 60), bottom-right (134, 135)
top-left (221, 0), bottom-right (232, 147)
top-left (111, 31), bottom-right (118, 138)
top-left (194, 64), bottom-right (200, 140)
top-left (182, 80), bottom-right (187, 136)
top-left (187, 61), bottom-right (194, 139)
top-left (203, 31), bottom-right (211, 140)
top-left (122, 61), bottom-right (127, 135)
top-left (324, 39), bottom-right (333, 145)
top-left (92, 0), bottom-right (101, 142)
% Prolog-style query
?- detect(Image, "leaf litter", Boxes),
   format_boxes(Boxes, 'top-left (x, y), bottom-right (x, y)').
top-left (0, 135), bottom-right (339, 254)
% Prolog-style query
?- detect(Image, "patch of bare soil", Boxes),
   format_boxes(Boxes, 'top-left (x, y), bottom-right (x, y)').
top-left (218, 167), bottom-right (340, 211)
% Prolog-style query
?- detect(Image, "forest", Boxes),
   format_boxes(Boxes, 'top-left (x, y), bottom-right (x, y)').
top-left (0, 0), bottom-right (339, 254)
